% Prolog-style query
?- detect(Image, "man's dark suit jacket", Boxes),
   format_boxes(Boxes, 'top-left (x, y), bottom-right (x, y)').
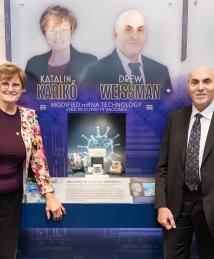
top-left (155, 105), bottom-right (214, 236)
top-left (25, 45), bottom-right (97, 82)
top-left (82, 49), bottom-right (172, 94)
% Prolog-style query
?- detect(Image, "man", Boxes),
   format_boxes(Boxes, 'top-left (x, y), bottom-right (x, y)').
top-left (155, 66), bottom-right (214, 258)
top-left (83, 9), bottom-right (172, 94)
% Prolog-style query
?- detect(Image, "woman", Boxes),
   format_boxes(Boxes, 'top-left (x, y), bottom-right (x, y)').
top-left (0, 63), bottom-right (66, 258)
top-left (25, 5), bottom-right (96, 84)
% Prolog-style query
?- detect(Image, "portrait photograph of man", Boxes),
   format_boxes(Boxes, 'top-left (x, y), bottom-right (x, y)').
top-left (82, 9), bottom-right (172, 95)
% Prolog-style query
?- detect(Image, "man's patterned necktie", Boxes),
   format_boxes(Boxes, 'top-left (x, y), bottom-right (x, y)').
top-left (185, 113), bottom-right (203, 191)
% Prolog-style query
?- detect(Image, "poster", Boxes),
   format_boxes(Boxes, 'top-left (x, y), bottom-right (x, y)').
top-left (6, 0), bottom-right (214, 204)
top-left (1, 0), bottom-right (213, 257)
top-left (8, 0), bottom-right (182, 204)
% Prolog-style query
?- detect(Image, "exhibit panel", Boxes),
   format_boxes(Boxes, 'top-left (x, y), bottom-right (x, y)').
top-left (0, 0), bottom-right (213, 258)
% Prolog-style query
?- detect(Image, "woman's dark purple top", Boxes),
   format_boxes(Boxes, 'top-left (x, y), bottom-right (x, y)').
top-left (0, 108), bottom-right (26, 193)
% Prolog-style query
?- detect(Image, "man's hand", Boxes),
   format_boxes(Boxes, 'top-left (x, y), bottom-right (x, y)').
top-left (157, 207), bottom-right (176, 230)
top-left (45, 192), bottom-right (66, 221)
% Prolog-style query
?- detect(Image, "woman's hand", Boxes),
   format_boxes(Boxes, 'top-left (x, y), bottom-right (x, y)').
top-left (45, 192), bottom-right (66, 221)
